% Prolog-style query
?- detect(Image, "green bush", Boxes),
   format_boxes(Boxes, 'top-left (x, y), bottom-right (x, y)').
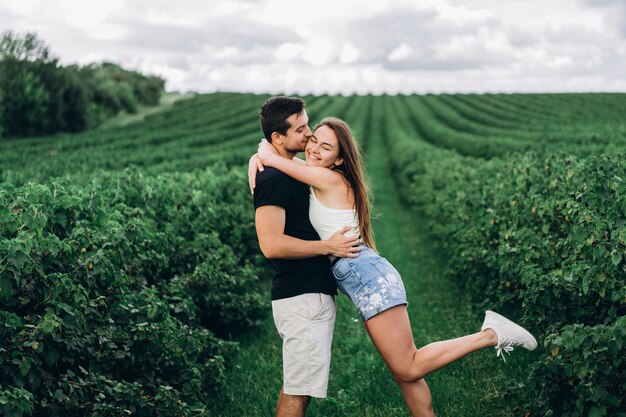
top-left (529, 316), bottom-right (625, 416)
top-left (0, 59), bottom-right (50, 136)
top-left (386, 126), bottom-right (626, 415)
top-left (0, 166), bottom-right (268, 416)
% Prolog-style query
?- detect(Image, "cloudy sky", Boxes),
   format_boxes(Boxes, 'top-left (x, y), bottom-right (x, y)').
top-left (2, 0), bottom-right (626, 94)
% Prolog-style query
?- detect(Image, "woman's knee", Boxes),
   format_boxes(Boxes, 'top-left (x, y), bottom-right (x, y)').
top-left (389, 369), bottom-right (404, 384)
top-left (389, 365), bottom-right (426, 384)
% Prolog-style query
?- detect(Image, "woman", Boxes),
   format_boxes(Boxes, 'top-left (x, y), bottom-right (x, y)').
top-left (250, 117), bottom-right (537, 416)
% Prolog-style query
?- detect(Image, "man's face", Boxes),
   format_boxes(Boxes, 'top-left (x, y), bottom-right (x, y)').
top-left (281, 111), bottom-right (312, 153)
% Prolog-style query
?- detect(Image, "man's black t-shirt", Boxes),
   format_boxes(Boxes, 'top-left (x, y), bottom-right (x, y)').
top-left (253, 167), bottom-right (337, 300)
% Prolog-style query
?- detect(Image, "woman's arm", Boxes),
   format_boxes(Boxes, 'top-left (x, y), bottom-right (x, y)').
top-left (248, 153), bottom-right (264, 194)
top-left (248, 146), bottom-right (306, 194)
top-left (258, 140), bottom-right (341, 191)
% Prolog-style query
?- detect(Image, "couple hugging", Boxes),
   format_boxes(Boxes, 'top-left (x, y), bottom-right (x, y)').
top-left (248, 96), bottom-right (537, 417)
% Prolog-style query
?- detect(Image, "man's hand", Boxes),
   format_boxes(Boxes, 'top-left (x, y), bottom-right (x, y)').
top-left (325, 226), bottom-right (362, 258)
top-left (248, 153), bottom-right (265, 194)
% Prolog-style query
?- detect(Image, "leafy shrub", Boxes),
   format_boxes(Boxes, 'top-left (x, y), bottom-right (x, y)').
top-left (528, 316), bottom-right (625, 416)
top-left (0, 166), bottom-right (268, 416)
top-left (387, 127), bottom-right (626, 415)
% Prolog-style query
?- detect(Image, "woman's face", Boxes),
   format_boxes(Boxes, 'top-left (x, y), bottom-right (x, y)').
top-left (305, 125), bottom-right (343, 168)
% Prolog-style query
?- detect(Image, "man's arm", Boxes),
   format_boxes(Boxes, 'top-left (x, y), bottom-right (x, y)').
top-left (256, 205), bottom-right (361, 259)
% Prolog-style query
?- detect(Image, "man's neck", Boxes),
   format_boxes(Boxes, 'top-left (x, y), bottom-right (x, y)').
top-left (276, 147), bottom-right (297, 159)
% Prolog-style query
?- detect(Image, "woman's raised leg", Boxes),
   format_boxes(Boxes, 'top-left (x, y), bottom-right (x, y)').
top-left (364, 305), bottom-right (498, 384)
top-left (363, 303), bottom-right (537, 415)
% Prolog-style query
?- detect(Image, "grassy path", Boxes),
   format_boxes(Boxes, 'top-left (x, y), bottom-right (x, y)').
top-left (210, 134), bottom-right (529, 416)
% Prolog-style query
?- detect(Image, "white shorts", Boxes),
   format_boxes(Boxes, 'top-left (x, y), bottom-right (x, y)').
top-left (272, 293), bottom-right (336, 398)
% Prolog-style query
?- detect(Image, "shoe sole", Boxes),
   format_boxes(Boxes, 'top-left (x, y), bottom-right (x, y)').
top-left (483, 310), bottom-right (538, 351)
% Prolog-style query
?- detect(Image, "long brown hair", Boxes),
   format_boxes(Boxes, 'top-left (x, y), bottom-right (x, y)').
top-left (313, 117), bottom-right (377, 251)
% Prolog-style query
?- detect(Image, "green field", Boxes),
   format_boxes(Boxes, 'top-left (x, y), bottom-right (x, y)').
top-left (1, 93), bottom-right (625, 417)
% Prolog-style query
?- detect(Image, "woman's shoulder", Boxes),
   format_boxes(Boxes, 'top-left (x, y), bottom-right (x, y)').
top-left (313, 173), bottom-right (355, 206)
top-left (327, 168), bottom-right (351, 185)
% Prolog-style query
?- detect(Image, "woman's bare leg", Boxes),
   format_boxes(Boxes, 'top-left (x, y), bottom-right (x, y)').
top-left (364, 305), bottom-right (497, 384)
top-left (392, 376), bottom-right (435, 417)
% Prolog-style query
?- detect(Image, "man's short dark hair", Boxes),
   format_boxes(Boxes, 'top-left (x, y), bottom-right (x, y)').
top-left (260, 96), bottom-right (306, 143)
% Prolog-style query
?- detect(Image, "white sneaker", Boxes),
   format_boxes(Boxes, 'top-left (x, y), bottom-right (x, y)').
top-left (481, 310), bottom-right (537, 362)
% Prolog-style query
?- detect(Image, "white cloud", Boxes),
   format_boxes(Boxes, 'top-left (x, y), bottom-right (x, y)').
top-left (579, 0), bottom-right (626, 37)
top-left (546, 56), bottom-right (574, 68)
top-left (275, 43), bottom-right (305, 61)
top-left (302, 39), bottom-right (336, 66)
top-left (339, 42), bottom-right (360, 64)
top-left (388, 43), bottom-right (414, 62)
top-left (0, 0), bottom-right (624, 93)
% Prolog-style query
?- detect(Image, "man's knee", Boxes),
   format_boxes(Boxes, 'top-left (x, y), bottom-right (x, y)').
top-left (276, 392), bottom-right (310, 417)
top-left (284, 393), bottom-right (310, 406)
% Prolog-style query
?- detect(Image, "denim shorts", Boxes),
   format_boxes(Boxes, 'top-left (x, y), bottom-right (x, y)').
top-left (331, 246), bottom-right (408, 321)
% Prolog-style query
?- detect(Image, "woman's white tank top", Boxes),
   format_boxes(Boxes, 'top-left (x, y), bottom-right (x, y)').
top-left (308, 187), bottom-right (360, 240)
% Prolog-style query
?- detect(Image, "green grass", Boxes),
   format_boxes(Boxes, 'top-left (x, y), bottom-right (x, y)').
top-left (209, 129), bottom-right (535, 416)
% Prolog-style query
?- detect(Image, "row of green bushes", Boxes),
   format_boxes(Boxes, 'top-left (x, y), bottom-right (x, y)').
top-left (0, 93), bottom-right (270, 188)
top-left (0, 166), bottom-right (268, 416)
top-left (0, 32), bottom-right (165, 138)
top-left (386, 122), bottom-right (625, 415)
top-left (398, 94), bottom-right (625, 158)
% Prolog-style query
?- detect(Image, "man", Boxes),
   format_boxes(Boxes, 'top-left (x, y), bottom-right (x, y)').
top-left (252, 96), bottom-right (361, 417)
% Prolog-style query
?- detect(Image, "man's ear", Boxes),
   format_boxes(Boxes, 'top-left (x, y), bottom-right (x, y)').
top-left (271, 132), bottom-right (283, 144)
